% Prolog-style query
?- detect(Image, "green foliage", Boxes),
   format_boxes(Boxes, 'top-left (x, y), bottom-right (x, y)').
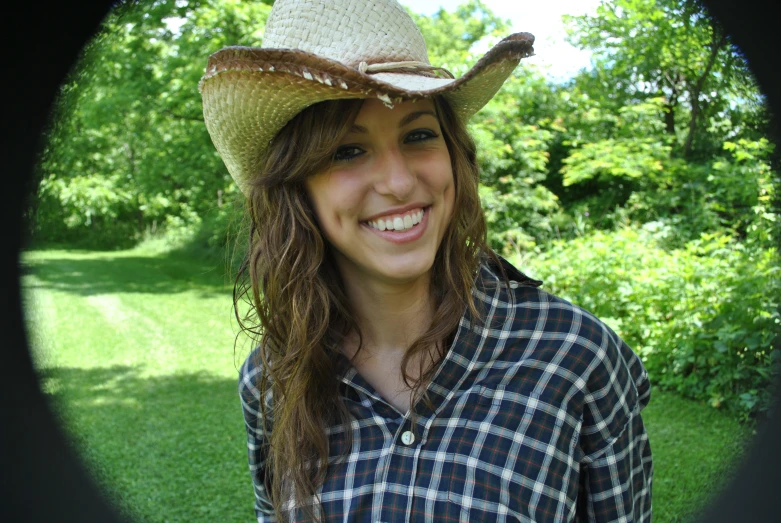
top-left (613, 138), bottom-right (779, 247)
top-left (167, 190), bottom-right (248, 272)
top-left (33, 0), bottom-right (272, 248)
top-left (712, 138), bottom-right (778, 245)
top-left (473, 119), bottom-right (560, 254)
top-left (34, 173), bottom-right (138, 248)
top-left (562, 138), bottom-right (666, 186)
top-left (561, 98), bottom-right (672, 186)
top-left (618, 159), bottom-right (722, 245)
top-left (470, 74), bottom-right (563, 253)
top-left (564, 0), bottom-right (761, 158)
top-left (521, 226), bottom-right (780, 419)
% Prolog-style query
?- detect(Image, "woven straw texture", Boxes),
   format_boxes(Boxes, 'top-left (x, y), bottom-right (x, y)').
top-left (263, 0), bottom-right (429, 67)
top-left (199, 0), bottom-right (534, 193)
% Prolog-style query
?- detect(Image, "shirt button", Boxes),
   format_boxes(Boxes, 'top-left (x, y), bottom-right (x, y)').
top-left (401, 430), bottom-right (415, 445)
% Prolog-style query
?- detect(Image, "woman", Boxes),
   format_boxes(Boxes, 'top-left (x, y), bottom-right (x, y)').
top-left (200, 0), bottom-right (653, 521)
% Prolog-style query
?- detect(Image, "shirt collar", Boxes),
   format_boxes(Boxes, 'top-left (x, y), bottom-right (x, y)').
top-left (335, 254), bottom-right (543, 420)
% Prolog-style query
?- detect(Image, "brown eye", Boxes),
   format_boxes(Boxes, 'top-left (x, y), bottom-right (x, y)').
top-left (405, 129), bottom-right (438, 143)
top-left (333, 145), bottom-right (364, 162)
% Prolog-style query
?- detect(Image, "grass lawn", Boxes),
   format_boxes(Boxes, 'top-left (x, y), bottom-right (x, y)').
top-left (21, 247), bottom-right (755, 522)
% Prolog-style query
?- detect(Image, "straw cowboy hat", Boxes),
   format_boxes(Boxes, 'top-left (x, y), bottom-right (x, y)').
top-left (199, 0), bottom-right (535, 193)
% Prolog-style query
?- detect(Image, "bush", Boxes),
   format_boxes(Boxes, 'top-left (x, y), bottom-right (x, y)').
top-left (32, 173), bottom-right (139, 249)
top-left (517, 226), bottom-right (780, 418)
top-left (156, 189), bottom-right (248, 277)
top-left (620, 138), bottom-right (778, 247)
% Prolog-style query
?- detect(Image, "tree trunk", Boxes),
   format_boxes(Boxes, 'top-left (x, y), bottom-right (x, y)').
top-left (664, 89), bottom-right (677, 135)
top-left (683, 31), bottom-right (728, 157)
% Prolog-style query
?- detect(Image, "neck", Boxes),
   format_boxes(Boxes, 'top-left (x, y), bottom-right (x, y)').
top-left (340, 270), bottom-right (435, 359)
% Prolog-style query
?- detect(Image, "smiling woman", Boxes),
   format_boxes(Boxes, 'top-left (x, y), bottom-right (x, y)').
top-left (7, 0), bottom-right (781, 522)
top-left (305, 99), bottom-right (456, 290)
top-left (198, 0), bottom-right (652, 522)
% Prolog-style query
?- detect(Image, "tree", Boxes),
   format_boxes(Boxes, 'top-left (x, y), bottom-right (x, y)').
top-left (565, 0), bottom-right (761, 159)
top-left (34, 0), bottom-right (272, 246)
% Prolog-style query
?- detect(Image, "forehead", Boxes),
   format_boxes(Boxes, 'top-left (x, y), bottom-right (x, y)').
top-left (353, 98), bottom-right (438, 125)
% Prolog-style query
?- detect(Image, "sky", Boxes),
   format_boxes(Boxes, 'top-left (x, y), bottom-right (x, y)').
top-left (399, 0), bottom-right (602, 81)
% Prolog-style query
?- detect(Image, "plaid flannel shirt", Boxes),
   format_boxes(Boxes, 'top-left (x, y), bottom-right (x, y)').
top-left (239, 256), bottom-right (653, 522)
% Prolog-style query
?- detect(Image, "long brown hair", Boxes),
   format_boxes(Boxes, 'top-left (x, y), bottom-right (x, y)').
top-left (234, 95), bottom-right (502, 521)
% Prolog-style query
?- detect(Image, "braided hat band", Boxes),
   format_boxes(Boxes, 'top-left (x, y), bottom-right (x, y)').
top-left (357, 61), bottom-right (454, 79)
top-left (200, 0), bottom-right (534, 194)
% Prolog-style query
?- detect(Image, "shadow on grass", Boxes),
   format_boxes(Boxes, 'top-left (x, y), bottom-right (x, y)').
top-left (41, 365), bottom-right (254, 523)
top-left (22, 252), bottom-right (233, 297)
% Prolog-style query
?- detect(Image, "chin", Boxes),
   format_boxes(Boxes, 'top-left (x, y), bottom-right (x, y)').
top-left (371, 254), bottom-right (436, 284)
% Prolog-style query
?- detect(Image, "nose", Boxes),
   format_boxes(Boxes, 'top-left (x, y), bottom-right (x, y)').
top-left (374, 147), bottom-right (417, 201)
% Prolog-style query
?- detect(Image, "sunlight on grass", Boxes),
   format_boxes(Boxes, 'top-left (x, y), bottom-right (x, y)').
top-left (21, 247), bottom-right (755, 522)
top-left (22, 247), bottom-right (256, 521)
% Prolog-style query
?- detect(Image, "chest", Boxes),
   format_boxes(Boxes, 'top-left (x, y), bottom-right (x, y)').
top-left (320, 366), bottom-right (587, 522)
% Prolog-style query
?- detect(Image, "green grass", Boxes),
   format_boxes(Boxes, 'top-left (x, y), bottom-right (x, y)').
top-left (22, 247), bottom-right (257, 522)
top-left (640, 390), bottom-right (753, 521)
top-left (21, 247), bottom-right (755, 522)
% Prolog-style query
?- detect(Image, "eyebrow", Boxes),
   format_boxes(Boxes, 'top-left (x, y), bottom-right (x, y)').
top-left (348, 110), bottom-right (439, 134)
top-left (399, 110), bottom-right (438, 127)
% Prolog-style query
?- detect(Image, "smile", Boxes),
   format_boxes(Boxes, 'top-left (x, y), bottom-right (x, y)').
top-left (360, 206), bottom-right (430, 245)
top-left (365, 208), bottom-right (425, 232)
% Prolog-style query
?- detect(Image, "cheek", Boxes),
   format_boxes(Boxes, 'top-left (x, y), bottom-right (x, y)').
top-left (434, 153), bottom-right (456, 202)
top-left (305, 173), bottom-right (366, 229)
top-left (418, 149), bottom-right (454, 187)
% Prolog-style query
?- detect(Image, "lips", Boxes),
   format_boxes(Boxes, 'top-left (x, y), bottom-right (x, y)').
top-left (366, 208), bottom-right (425, 232)
top-left (361, 206), bottom-right (430, 244)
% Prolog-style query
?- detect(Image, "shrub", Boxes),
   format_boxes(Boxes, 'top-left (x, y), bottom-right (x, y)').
top-left (517, 226), bottom-right (780, 418)
top-left (32, 173), bottom-right (139, 249)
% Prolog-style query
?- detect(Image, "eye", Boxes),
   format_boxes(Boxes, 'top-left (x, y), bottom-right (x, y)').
top-left (333, 145), bottom-right (365, 162)
top-left (404, 129), bottom-right (439, 144)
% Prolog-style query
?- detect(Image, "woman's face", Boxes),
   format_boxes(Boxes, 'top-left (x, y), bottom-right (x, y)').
top-left (305, 98), bottom-right (455, 287)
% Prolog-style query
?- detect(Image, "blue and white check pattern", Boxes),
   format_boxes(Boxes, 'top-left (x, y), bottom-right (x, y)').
top-left (239, 257), bottom-right (653, 522)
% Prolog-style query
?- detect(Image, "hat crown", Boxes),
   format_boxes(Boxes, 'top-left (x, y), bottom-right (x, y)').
top-left (263, 0), bottom-right (430, 67)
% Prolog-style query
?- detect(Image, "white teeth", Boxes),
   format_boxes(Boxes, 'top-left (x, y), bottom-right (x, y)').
top-left (366, 208), bottom-right (426, 232)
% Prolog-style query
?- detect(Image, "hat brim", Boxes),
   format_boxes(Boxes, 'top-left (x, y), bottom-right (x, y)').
top-left (200, 33), bottom-right (534, 193)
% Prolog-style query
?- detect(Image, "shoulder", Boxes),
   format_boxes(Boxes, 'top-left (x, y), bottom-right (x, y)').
top-left (485, 257), bottom-right (651, 458)
top-left (477, 253), bottom-right (650, 414)
top-left (477, 253), bottom-right (616, 350)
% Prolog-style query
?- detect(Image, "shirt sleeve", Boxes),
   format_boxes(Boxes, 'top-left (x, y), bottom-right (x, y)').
top-left (577, 324), bottom-right (653, 522)
top-left (239, 350), bottom-right (278, 523)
